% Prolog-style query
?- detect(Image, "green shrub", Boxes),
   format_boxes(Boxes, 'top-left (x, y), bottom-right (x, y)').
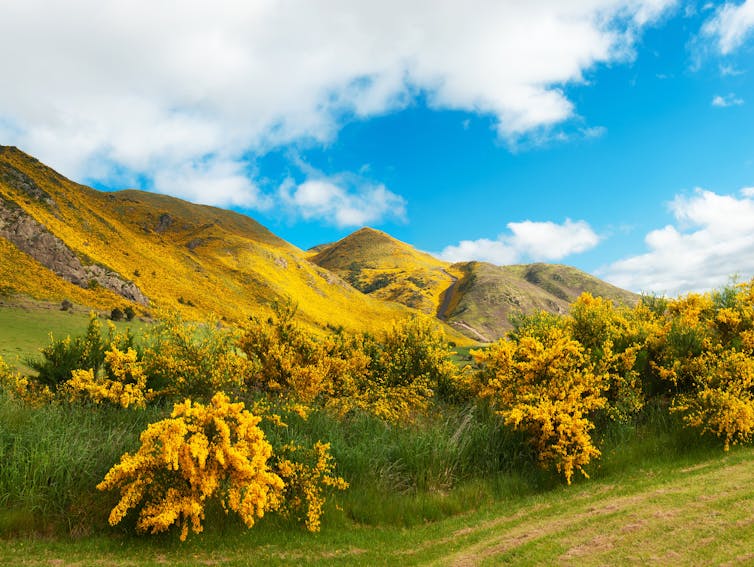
top-left (25, 315), bottom-right (109, 391)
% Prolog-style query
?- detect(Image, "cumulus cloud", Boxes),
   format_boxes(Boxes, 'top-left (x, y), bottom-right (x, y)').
top-left (702, 0), bottom-right (754, 54)
top-left (600, 188), bottom-right (754, 295)
top-left (153, 159), bottom-right (271, 209)
top-left (0, 0), bottom-right (674, 209)
top-left (438, 219), bottom-right (601, 264)
top-left (712, 93), bottom-right (745, 107)
top-left (279, 176), bottom-right (406, 228)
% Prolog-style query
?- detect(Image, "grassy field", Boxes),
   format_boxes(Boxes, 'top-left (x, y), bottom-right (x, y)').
top-left (0, 299), bottom-right (147, 370)
top-left (2, 300), bottom-right (754, 565)
top-left (0, 442), bottom-right (751, 565)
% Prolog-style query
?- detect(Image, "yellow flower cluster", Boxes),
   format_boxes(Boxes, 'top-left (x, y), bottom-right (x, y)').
top-left (670, 346), bottom-right (754, 450)
top-left (240, 308), bottom-right (456, 423)
top-left (65, 347), bottom-right (154, 409)
top-left (567, 293), bottom-right (645, 422)
top-left (476, 324), bottom-right (607, 484)
top-left (97, 392), bottom-right (284, 540)
top-left (140, 311), bottom-right (253, 400)
top-left (0, 355), bottom-right (53, 406)
top-left (275, 441), bottom-right (349, 532)
top-left (642, 282), bottom-right (754, 447)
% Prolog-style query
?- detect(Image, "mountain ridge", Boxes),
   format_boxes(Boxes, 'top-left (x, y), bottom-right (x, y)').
top-left (0, 146), bottom-right (637, 342)
top-left (0, 146), bottom-right (420, 337)
top-left (310, 229), bottom-right (639, 340)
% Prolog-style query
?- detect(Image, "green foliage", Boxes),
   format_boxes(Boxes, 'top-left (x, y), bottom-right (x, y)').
top-left (6, 277), bottom-right (754, 543)
top-left (139, 311), bottom-right (252, 402)
top-left (25, 314), bottom-right (110, 391)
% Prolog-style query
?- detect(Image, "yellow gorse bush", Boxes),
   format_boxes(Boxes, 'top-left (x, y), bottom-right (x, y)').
top-left (65, 347), bottom-right (155, 409)
top-left (0, 354), bottom-right (53, 406)
top-left (670, 349), bottom-right (754, 450)
top-left (240, 306), bottom-right (456, 423)
top-left (567, 293), bottom-right (645, 422)
top-left (275, 441), bottom-right (349, 532)
top-left (97, 392), bottom-right (284, 540)
top-left (643, 282), bottom-right (754, 447)
top-left (476, 322), bottom-right (608, 484)
top-left (140, 311), bottom-right (254, 400)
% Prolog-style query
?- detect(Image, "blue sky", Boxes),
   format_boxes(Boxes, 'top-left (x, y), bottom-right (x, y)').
top-left (2, 1), bottom-right (754, 295)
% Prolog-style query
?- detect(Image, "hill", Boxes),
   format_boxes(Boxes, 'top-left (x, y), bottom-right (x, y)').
top-left (0, 146), bottom-right (416, 335)
top-left (444, 261), bottom-right (638, 341)
top-left (1, 146), bottom-right (637, 342)
top-left (312, 229), bottom-right (638, 341)
top-left (311, 227), bottom-right (462, 314)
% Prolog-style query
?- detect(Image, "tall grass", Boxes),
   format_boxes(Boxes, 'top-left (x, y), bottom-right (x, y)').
top-left (0, 392), bottom-right (166, 535)
top-left (0, 391), bottom-right (729, 537)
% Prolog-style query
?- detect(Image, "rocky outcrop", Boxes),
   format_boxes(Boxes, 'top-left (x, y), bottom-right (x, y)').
top-left (0, 197), bottom-right (149, 304)
top-left (0, 160), bottom-right (56, 207)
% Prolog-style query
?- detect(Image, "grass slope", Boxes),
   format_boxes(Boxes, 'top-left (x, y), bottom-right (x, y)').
top-left (445, 262), bottom-right (639, 341)
top-left (0, 298), bottom-right (147, 370)
top-left (0, 147), bottom-right (414, 336)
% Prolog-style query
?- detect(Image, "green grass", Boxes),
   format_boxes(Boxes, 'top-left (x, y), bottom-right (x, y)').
top-left (0, 435), bottom-right (751, 565)
top-left (2, 301), bottom-right (753, 564)
top-left (0, 301), bottom-right (146, 370)
top-left (2, 382), bottom-right (750, 565)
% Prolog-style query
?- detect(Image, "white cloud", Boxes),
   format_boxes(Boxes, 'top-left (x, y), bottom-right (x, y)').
top-left (438, 219), bottom-right (600, 264)
top-left (702, 0), bottom-right (754, 54)
top-left (712, 93), bottom-right (745, 107)
top-left (720, 63), bottom-right (745, 76)
top-left (152, 159), bottom-right (271, 209)
top-left (0, 0), bottom-right (674, 208)
top-left (600, 188), bottom-right (754, 295)
top-left (279, 176), bottom-right (406, 228)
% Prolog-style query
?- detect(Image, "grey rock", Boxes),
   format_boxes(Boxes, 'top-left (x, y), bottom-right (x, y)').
top-left (0, 197), bottom-right (149, 305)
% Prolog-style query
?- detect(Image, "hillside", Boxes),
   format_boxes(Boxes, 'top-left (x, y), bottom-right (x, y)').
top-left (444, 262), bottom-right (638, 341)
top-left (312, 230), bottom-right (638, 341)
top-left (311, 227), bottom-right (462, 314)
top-left (0, 146), bottom-right (416, 335)
top-left (0, 146), bottom-right (637, 342)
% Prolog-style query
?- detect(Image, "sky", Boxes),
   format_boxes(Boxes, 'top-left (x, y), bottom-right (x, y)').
top-left (1, 0), bottom-right (754, 295)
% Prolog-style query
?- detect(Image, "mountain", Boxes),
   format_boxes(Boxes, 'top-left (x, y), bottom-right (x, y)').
top-left (310, 227), bottom-right (462, 314)
top-left (0, 146), bottom-right (638, 343)
top-left (442, 262), bottom-right (638, 342)
top-left (0, 146), bottom-right (416, 336)
top-left (311, 229), bottom-right (638, 341)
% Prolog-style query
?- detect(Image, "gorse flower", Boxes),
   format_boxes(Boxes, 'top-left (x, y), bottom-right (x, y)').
top-left (97, 392), bottom-right (284, 540)
top-left (476, 323), bottom-right (607, 484)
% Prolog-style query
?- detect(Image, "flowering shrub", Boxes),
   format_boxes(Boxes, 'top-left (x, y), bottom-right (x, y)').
top-left (0, 355), bottom-right (53, 406)
top-left (97, 392), bottom-right (284, 540)
top-left (25, 314), bottom-right (112, 390)
top-left (238, 302), bottom-right (334, 402)
top-left (140, 311), bottom-right (253, 401)
top-left (475, 322), bottom-right (607, 483)
top-left (65, 347), bottom-right (156, 409)
top-left (671, 349), bottom-right (754, 450)
top-left (275, 441), bottom-right (349, 532)
top-left (240, 305), bottom-right (456, 423)
top-left (567, 293), bottom-right (645, 422)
